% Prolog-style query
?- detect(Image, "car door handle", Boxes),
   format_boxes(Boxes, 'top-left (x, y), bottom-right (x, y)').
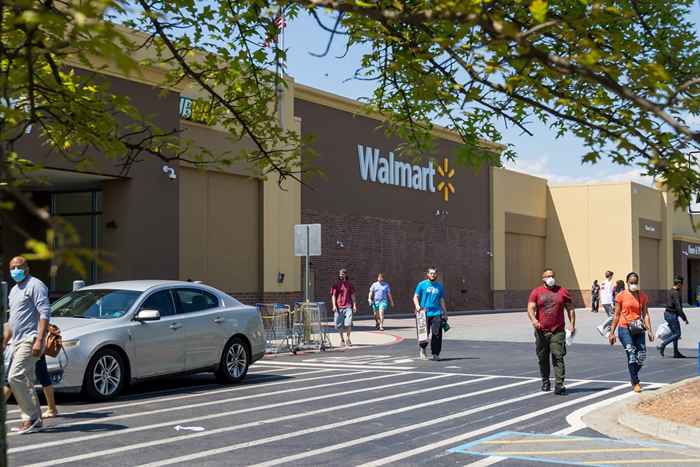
top-left (169, 323), bottom-right (182, 330)
top-left (213, 317), bottom-right (224, 324)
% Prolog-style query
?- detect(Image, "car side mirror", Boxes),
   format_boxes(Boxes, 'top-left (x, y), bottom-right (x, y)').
top-left (135, 309), bottom-right (161, 321)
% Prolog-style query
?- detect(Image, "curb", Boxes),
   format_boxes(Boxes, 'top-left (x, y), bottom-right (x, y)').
top-left (618, 377), bottom-right (700, 449)
top-left (353, 308), bottom-right (527, 320)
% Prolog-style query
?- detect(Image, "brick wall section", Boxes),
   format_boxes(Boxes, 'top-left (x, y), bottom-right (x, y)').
top-left (230, 291), bottom-right (304, 307)
top-left (302, 209), bottom-right (492, 313)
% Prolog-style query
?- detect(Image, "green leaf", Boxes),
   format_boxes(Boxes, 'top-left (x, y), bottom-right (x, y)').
top-left (529, 0), bottom-right (549, 23)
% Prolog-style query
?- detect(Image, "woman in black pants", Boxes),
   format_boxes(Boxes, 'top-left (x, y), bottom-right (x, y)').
top-left (657, 276), bottom-right (689, 358)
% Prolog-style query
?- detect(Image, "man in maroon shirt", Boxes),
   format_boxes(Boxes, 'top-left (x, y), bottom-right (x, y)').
top-left (331, 269), bottom-right (357, 347)
top-left (527, 268), bottom-right (576, 395)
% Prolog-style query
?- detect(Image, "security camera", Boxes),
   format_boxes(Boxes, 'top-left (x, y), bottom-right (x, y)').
top-left (162, 165), bottom-right (177, 180)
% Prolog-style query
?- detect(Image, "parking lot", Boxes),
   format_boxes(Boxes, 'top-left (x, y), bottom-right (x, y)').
top-left (6, 330), bottom-right (699, 467)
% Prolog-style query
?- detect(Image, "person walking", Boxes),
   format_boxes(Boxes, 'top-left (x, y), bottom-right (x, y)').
top-left (528, 268), bottom-right (576, 395)
top-left (368, 273), bottom-right (395, 331)
top-left (591, 280), bottom-right (600, 313)
top-left (608, 272), bottom-right (654, 393)
top-left (413, 267), bottom-right (447, 361)
top-left (3, 256), bottom-right (51, 434)
top-left (331, 269), bottom-right (357, 347)
top-left (657, 275), bottom-right (689, 358)
top-left (596, 271), bottom-right (616, 337)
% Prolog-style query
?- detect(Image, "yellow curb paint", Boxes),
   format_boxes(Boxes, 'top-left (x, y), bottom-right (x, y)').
top-left (492, 448), bottom-right (659, 456)
top-left (482, 438), bottom-right (589, 444)
top-left (583, 460), bottom-right (700, 465)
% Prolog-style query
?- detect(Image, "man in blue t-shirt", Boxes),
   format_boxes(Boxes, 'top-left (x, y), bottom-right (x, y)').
top-left (413, 267), bottom-right (448, 361)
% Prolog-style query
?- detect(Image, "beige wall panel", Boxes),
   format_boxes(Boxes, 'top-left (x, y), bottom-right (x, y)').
top-left (491, 168), bottom-right (548, 291)
top-left (546, 183), bottom-right (633, 291)
top-left (506, 233), bottom-right (545, 290)
top-left (179, 167), bottom-right (260, 293)
top-left (206, 171), bottom-right (260, 292)
top-left (639, 237), bottom-right (660, 289)
top-left (179, 168), bottom-right (208, 282)
top-left (506, 213), bottom-right (546, 237)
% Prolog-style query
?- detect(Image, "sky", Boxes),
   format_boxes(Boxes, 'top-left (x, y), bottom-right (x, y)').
top-left (281, 3), bottom-right (700, 186)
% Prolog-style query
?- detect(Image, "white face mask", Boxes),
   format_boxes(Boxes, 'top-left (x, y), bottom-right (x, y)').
top-left (544, 277), bottom-right (556, 287)
top-left (629, 283), bottom-right (639, 292)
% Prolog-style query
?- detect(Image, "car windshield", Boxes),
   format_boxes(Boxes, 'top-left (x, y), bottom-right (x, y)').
top-left (51, 289), bottom-right (141, 319)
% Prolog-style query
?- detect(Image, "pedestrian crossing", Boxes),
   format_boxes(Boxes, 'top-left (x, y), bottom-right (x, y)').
top-left (6, 361), bottom-right (673, 467)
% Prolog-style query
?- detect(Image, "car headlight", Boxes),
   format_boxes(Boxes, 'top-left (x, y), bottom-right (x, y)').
top-left (63, 339), bottom-right (80, 348)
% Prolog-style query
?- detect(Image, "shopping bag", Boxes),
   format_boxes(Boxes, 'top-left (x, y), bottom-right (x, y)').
top-left (415, 309), bottom-right (429, 343)
top-left (655, 322), bottom-right (671, 340)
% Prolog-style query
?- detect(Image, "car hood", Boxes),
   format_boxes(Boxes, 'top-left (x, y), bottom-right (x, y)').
top-left (51, 317), bottom-right (119, 335)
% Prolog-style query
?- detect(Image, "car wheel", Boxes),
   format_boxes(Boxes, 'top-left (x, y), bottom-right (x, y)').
top-left (83, 348), bottom-right (126, 401)
top-left (216, 337), bottom-right (249, 384)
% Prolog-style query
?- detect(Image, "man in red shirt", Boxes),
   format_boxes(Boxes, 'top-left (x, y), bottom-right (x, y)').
top-left (331, 269), bottom-right (357, 347)
top-left (527, 268), bottom-right (576, 395)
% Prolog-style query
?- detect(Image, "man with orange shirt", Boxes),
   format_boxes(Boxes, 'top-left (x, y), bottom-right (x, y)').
top-left (527, 268), bottom-right (576, 395)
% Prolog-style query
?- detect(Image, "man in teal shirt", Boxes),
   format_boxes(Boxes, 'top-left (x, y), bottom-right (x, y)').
top-left (413, 267), bottom-right (448, 361)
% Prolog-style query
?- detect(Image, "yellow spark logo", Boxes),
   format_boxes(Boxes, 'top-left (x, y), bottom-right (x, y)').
top-left (436, 158), bottom-right (455, 202)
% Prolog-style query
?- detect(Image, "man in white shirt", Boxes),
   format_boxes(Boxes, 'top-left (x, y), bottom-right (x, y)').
top-left (597, 270), bottom-right (615, 337)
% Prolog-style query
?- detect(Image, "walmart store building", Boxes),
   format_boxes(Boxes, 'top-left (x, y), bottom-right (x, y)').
top-left (4, 57), bottom-right (700, 309)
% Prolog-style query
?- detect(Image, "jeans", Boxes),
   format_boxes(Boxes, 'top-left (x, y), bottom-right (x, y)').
top-left (617, 326), bottom-right (646, 385)
top-left (603, 304), bottom-right (613, 317)
top-left (660, 312), bottom-right (682, 354)
top-left (419, 316), bottom-right (443, 356)
top-left (8, 340), bottom-right (41, 422)
top-left (591, 297), bottom-right (599, 312)
top-left (535, 330), bottom-right (566, 386)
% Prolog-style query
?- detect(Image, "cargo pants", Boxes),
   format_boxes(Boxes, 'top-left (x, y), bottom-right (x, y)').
top-left (535, 329), bottom-right (566, 386)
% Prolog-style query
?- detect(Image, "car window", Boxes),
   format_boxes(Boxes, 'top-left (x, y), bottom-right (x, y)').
top-left (140, 290), bottom-right (176, 317)
top-left (52, 290), bottom-right (140, 319)
top-left (175, 289), bottom-right (219, 314)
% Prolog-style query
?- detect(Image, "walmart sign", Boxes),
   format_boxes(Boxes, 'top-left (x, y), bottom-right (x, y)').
top-left (357, 145), bottom-right (436, 192)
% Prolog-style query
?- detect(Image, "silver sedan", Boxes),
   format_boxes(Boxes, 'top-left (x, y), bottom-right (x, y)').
top-left (45, 280), bottom-right (265, 401)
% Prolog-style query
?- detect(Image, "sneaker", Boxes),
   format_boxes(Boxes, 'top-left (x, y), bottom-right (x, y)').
top-left (379, 326), bottom-right (384, 331)
top-left (554, 385), bottom-right (567, 395)
top-left (346, 340), bottom-right (352, 348)
top-left (596, 325), bottom-right (605, 336)
top-left (431, 354), bottom-right (440, 361)
top-left (658, 346), bottom-right (665, 357)
top-left (541, 381), bottom-right (551, 392)
top-left (339, 340), bottom-right (346, 348)
top-left (673, 353), bottom-right (687, 359)
top-left (16, 418), bottom-right (42, 435)
top-left (419, 348), bottom-right (428, 360)
top-left (633, 384), bottom-right (642, 393)
top-left (375, 323), bottom-right (380, 330)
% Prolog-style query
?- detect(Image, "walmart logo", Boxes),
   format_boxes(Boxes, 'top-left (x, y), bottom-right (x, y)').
top-left (436, 158), bottom-right (455, 202)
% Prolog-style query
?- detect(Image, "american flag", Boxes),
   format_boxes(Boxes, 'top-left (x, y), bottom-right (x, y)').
top-left (264, 14), bottom-right (286, 48)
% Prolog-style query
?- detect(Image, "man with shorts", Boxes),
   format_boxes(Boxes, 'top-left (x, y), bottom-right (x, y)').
top-left (331, 269), bottom-right (357, 347)
top-left (368, 273), bottom-right (395, 331)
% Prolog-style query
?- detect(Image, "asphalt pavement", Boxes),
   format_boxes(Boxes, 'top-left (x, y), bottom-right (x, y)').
top-left (6, 314), bottom-right (700, 467)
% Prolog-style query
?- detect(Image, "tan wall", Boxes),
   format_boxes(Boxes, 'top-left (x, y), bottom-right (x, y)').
top-left (179, 167), bottom-right (260, 293)
top-left (631, 183), bottom-right (672, 289)
top-left (546, 183), bottom-right (633, 293)
top-left (261, 82), bottom-right (301, 294)
top-left (491, 168), bottom-right (548, 291)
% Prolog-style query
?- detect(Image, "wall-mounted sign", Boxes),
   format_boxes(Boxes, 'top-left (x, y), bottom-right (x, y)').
top-left (643, 224), bottom-right (656, 233)
top-left (688, 244), bottom-right (700, 256)
top-left (179, 96), bottom-right (210, 124)
top-left (357, 145), bottom-right (457, 201)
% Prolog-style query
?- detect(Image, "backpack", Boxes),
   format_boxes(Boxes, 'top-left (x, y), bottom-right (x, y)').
top-left (44, 324), bottom-right (63, 358)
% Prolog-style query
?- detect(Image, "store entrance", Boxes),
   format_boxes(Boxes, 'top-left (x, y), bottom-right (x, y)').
top-left (687, 258), bottom-right (700, 306)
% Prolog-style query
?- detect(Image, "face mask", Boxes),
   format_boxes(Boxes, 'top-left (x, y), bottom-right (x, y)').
top-left (544, 277), bottom-right (556, 287)
top-left (10, 268), bottom-right (25, 283)
top-left (629, 283), bottom-right (639, 292)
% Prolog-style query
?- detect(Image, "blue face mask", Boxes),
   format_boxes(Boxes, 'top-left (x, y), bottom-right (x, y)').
top-left (10, 268), bottom-right (26, 283)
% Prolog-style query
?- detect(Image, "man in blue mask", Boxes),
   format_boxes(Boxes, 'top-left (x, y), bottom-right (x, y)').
top-left (2, 256), bottom-right (50, 434)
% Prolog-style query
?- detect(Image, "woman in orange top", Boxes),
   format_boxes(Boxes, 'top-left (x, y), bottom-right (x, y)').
top-left (608, 272), bottom-right (654, 393)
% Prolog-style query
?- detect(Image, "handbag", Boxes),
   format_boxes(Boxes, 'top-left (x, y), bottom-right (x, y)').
top-left (628, 319), bottom-right (646, 336)
top-left (44, 324), bottom-right (63, 358)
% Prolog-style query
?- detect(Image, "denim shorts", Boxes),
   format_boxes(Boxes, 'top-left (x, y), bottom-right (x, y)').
top-left (334, 307), bottom-right (353, 329)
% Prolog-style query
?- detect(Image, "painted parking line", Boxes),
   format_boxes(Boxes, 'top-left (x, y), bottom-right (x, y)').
top-left (359, 383), bottom-right (629, 467)
top-left (7, 368), bottom-right (348, 429)
top-left (10, 369), bottom-right (404, 450)
top-left (13, 371), bottom-right (454, 459)
top-left (6, 367), bottom-right (331, 424)
top-left (582, 460), bottom-right (700, 464)
top-left (25, 375), bottom-right (499, 466)
top-left (492, 448), bottom-right (660, 455)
